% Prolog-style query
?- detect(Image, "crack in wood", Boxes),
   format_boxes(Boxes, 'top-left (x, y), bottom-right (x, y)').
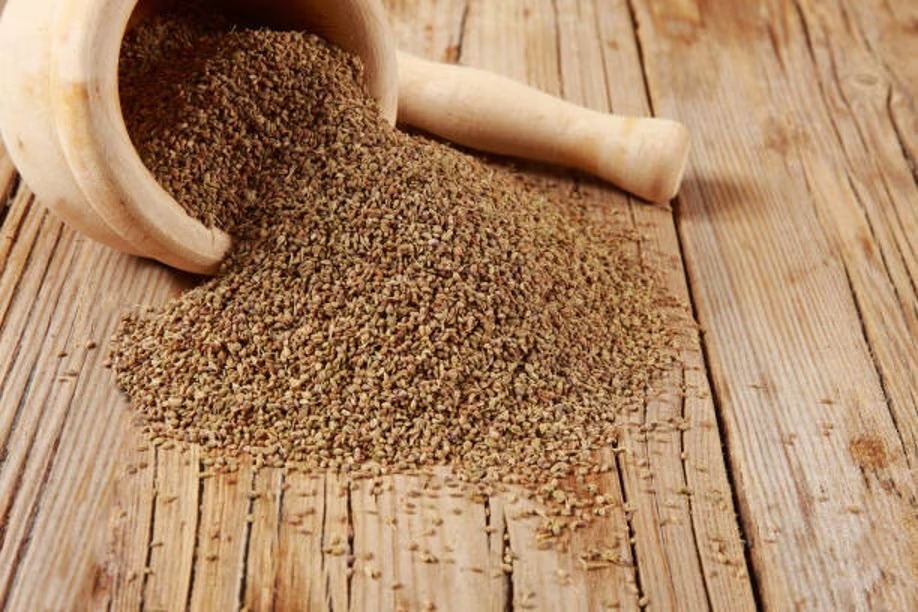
top-left (884, 87), bottom-right (918, 186)
top-left (345, 477), bottom-right (354, 612)
top-left (843, 172), bottom-right (914, 331)
top-left (0, 175), bottom-right (18, 231)
top-left (589, 1), bottom-right (616, 114)
top-left (454, 1), bottom-right (470, 65)
top-left (678, 366), bottom-right (714, 612)
top-left (764, 22), bottom-right (788, 75)
top-left (838, 262), bottom-right (911, 465)
top-left (235, 468), bottom-right (259, 611)
top-left (319, 475), bottom-right (331, 610)
top-left (612, 448), bottom-right (645, 606)
top-left (0, 365), bottom-right (38, 566)
top-left (0, 185), bottom-right (31, 281)
top-left (269, 469), bottom-right (286, 612)
top-left (623, 0), bottom-right (656, 116)
top-left (138, 447), bottom-right (160, 610)
top-left (669, 196), bottom-right (765, 612)
top-left (550, 0), bottom-right (564, 101)
top-left (500, 512), bottom-right (513, 612)
top-left (182, 461), bottom-right (205, 612)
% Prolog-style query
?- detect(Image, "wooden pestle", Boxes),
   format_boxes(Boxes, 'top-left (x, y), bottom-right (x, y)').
top-left (398, 53), bottom-right (690, 203)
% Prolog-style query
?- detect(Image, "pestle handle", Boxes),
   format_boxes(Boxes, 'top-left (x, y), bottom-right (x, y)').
top-left (396, 52), bottom-right (690, 203)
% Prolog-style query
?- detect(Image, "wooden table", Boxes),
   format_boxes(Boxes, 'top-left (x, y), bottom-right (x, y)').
top-left (1, 1), bottom-right (915, 610)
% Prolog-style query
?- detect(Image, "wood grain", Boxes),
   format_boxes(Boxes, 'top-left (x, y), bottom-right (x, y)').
top-left (0, 0), bottom-right (914, 610)
top-left (0, 198), bottom-right (187, 610)
top-left (629, 0), bottom-right (918, 608)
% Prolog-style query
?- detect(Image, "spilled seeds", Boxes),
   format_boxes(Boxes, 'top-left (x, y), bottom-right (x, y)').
top-left (114, 5), bottom-right (677, 497)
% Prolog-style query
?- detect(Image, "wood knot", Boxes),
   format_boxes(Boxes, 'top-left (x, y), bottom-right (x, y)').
top-left (849, 436), bottom-right (888, 470)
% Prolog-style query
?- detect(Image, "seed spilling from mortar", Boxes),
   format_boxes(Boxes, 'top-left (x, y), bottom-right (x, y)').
top-left (113, 3), bottom-right (676, 491)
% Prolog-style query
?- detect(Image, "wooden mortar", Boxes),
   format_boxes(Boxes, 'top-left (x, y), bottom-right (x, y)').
top-left (0, 0), bottom-right (690, 274)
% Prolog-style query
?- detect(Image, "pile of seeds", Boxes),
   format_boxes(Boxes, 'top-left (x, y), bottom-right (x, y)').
top-left (113, 3), bottom-right (675, 488)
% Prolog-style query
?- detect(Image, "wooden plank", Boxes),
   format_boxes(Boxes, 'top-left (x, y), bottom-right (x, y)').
top-left (273, 471), bottom-right (333, 609)
top-left (630, 0), bottom-right (918, 609)
top-left (254, 471), bottom-right (352, 610)
top-left (553, 2), bottom-right (706, 608)
top-left (241, 467), bottom-right (284, 611)
top-left (143, 447), bottom-right (201, 611)
top-left (105, 431), bottom-right (155, 611)
top-left (0, 218), bottom-right (82, 603)
top-left (189, 464), bottom-right (255, 611)
top-left (585, 2), bottom-right (759, 609)
top-left (0, 222), bottom-right (188, 610)
top-left (495, 457), bottom-right (640, 611)
top-left (348, 471), bottom-right (498, 611)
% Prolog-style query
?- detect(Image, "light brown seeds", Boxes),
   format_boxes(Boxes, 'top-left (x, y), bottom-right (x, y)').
top-left (115, 0), bottom-right (679, 539)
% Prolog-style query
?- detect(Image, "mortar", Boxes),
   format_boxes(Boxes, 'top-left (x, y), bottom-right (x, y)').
top-left (0, 0), bottom-right (690, 274)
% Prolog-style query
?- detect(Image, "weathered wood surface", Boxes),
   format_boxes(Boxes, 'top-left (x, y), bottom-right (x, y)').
top-left (629, 1), bottom-right (917, 609)
top-left (0, 0), bottom-right (914, 610)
